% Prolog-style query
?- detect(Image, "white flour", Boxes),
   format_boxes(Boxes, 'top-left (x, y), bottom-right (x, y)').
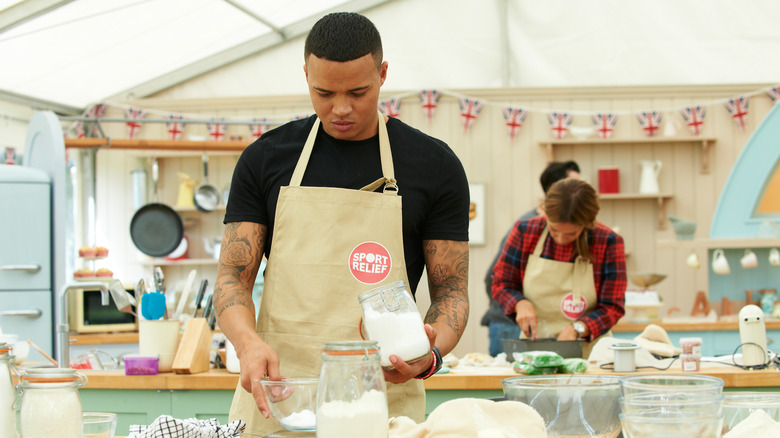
top-left (363, 308), bottom-right (430, 367)
top-left (724, 409), bottom-right (780, 438)
top-left (279, 409), bottom-right (316, 430)
top-left (317, 389), bottom-right (388, 438)
top-left (19, 384), bottom-right (82, 438)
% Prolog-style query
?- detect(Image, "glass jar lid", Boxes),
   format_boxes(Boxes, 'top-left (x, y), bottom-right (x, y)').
top-left (20, 368), bottom-right (86, 387)
top-left (357, 280), bottom-right (407, 303)
top-left (322, 340), bottom-right (379, 356)
top-left (0, 342), bottom-right (10, 356)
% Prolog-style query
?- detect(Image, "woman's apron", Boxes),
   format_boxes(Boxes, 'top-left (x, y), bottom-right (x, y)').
top-left (521, 227), bottom-right (605, 358)
top-left (229, 113), bottom-right (425, 436)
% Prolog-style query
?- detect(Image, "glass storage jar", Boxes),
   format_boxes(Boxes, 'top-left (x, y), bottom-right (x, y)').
top-left (0, 343), bottom-right (17, 438)
top-left (358, 280), bottom-right (430, 368)
top-left (316, 340), bottom-right (388, 438)
top-left (17, 368), bottom-right (87, 438)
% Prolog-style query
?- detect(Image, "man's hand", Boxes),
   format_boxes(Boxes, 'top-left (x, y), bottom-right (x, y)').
top-left (515, 299), bottom-right (538, 340)
top-left (237, 336), bottom-right (281, 418)
top-left (556, 325), bottom-right (578, 341)
top-left (383, 324), bottom-right (437, 383)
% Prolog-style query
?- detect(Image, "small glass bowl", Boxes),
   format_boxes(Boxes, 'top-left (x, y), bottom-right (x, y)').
top-left (259, 377), bottom-right (318, 432)
top-left (82, 412), bottom-right (118, 438)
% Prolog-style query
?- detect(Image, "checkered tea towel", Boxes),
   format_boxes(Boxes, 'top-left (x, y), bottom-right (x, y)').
top-left (128, 415), bottom-right (245, 438)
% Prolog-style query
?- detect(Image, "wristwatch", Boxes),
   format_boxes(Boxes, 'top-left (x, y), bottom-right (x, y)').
top-left (572, 321), bottom-right (587, 338)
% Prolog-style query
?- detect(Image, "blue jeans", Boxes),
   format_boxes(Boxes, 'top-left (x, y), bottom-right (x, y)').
top-left (488, 320), bottom-right (523, 357)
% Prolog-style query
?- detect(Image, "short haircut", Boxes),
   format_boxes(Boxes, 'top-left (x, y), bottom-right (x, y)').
top-left (304, 12), bottom-right (383, 67)
top-left (540, 161), bottom-right (580, 193)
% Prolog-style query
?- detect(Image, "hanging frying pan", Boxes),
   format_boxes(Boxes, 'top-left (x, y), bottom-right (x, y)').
top-left (130, 157), bottom-right (184, 257)
top-left (193, 153), bottom-right (221, 212)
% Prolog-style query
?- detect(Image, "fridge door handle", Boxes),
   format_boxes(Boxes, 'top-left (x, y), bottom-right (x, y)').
top-left (0, 309), bottom-right (43, 318)
top-left (0, 264), bottom-right (41, 273)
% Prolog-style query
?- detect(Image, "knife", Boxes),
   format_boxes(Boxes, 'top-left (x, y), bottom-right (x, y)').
top-left (193, 279), bottom-right (208, 318)
top-left (202, 294), bottom-right (214, 321)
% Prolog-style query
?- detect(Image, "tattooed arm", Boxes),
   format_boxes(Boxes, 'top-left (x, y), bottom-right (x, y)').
top-left (384, 239), bottom-right (469, 383)
top-left (214, 221), bottom-right (279, 418)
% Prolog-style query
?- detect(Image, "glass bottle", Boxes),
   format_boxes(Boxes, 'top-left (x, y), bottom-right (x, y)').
top-left (17, 368), bottom-right (87, 438)
top-left (0, 343), bottom-right (17, 438)
top-left (316, 340), bottom-right (388, 438)
top-left (358, 280), bottom-right (430, 368)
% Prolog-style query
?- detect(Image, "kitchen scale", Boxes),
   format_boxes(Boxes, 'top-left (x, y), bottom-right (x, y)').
top-left (624, 273), bottom-right (666, 323)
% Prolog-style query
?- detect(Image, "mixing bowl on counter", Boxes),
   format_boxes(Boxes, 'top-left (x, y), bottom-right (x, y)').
top-left (502, 375), bottom-right (622, 437)
top-left (619, 374), bottom-right (724, 397)
top-left (722, 392), bottom-right (780, 433)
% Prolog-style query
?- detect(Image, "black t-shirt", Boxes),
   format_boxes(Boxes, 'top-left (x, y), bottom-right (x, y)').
top-left (224, 115), bottom-right (470, 293)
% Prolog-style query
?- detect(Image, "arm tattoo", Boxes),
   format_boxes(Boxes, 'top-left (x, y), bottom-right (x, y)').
top-left (423, 240), bottom-right (469, 338)
top-left (214, 222), bottom-right (266, 318)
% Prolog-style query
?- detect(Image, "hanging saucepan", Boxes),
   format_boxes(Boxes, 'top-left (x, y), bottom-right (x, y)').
top-left (193, 153), bottom-right (221, 212)
top-left (130, 157), bottom-right (184, 257)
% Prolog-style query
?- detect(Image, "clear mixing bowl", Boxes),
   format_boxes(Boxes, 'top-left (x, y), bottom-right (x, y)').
top-left (620, 374), bottom-right (724, 397)
top-left (620, 411), bottom-right (724, 438)
top-left (620, 393), bottom-right (724, 416)
top-left (502, 375), bottom-right (622, 437)
top-left (82, 412), bottom-right (118, 438)
top-left (722, 392), bottom-right (780, 433)
top-left (259, 377), bottom-right (318, 432)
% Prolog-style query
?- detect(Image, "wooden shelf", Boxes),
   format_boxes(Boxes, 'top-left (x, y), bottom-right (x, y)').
top-left (601, 193), bottom-right (673, 230)
top-left (539, 137), bottom-right (716, 174)
top-left (657, 238), bottom-right (780, 249)
top-left (64, 138), bottom-right (247, 153)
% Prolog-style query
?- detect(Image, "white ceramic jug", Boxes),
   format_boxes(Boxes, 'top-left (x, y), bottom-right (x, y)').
top-left (639, 160), bottom-right (662, 194)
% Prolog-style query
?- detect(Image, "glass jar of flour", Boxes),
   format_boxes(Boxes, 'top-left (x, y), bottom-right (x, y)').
top-left (1, 343), bottom-right (17, 438)
top-left (317, 341), bottom-right (388, 438)
top-left (358, 280), bottom-right (430, 368)
top-left (17, 368), bottom-right (87, 438)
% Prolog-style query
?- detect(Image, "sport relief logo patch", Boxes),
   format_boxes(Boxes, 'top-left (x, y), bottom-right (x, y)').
top-left (349, 241), bottom-right (392, 284)
top-left (561, 293), bottom-right (588, 320)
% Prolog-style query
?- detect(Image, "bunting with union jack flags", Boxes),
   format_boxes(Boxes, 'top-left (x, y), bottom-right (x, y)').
top-left (250, 117), bottom-right (270, 139)
top-left (124, 107), bottom-right (146, 139)
top-left (291, 113), bottom-right (312, 121)
top-left (724, 96), bottom-right (750, 131)
top-left (81, 103), bottom-right (105, 137)
top-left (766, 87), bottom-right (780, 104)
top-left (166, 114), bottom-right (185, 140)
top-left (207, 118), bottom-right (227, 141)
top-left (503, 106), bottom-right (527, 142)
top-left (592, 113), bottom-right (618, 139)
top-left (547, 112), bottom-right (572, 139)
top-left (418, 90), bottom-right (442, 123)
top-left (681, 106), bottom-right (707, 136)
top-left (636, 111), bottom-right (663, 137)
top-left (378, 98), bottom-right (401, 118)
top-left (458, 98), bottom-right (485, 133)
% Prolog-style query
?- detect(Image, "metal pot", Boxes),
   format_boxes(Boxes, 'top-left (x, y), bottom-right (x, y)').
top-left (130, 157), bottom-right (184, 257)
top-left (193, 153), bottom-right (221, 212)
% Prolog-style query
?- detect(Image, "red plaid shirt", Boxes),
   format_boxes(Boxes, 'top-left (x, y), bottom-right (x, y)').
top-left (491, 216), bottom-right (626, 339)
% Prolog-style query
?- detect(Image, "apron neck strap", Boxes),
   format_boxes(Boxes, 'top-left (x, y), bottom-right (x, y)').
top-left (289, 112), bottom-right (396, 190)
top-left (532, 226), bottom-right (549, 256)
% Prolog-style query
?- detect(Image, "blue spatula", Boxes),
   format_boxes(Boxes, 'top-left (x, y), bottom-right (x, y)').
top-left (141, 291), bottom-right (166, 320)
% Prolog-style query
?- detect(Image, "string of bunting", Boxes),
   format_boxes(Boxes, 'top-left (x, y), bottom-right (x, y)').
top-left (67, 85), bottom-right (779, 142)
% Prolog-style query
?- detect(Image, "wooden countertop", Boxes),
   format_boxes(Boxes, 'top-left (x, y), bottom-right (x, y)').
top-left (81, 365), bottom-right (780, 391)
top-left (612, 320), bottom-right (780, 332)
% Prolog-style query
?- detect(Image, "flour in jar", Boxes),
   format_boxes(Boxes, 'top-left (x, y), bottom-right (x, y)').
top-left (363, 308), bottom-right (430, 367)
top-left (19, 384), bottom-right (82, 438)
top-left (316, 389), bottom-right (388, 438)
top-left (0, 360), bottom-right (16, 438)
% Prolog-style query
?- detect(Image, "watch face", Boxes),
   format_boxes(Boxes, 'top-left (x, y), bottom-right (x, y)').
top-left (574, 322), bottom-right (585, 334)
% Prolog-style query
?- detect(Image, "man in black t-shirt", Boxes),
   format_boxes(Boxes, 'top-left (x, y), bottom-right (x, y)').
top-left (214, 12), bottom-right (470, 429)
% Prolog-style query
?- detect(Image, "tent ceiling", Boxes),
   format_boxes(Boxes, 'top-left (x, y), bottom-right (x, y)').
top-left (0, 0), bottom-right (393, 114)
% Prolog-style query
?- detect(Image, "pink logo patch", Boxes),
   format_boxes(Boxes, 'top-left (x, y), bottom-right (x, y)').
top-left (561, 293), bottom-right (588, 320)
top-left (349, 242), bottom-right (392, 284)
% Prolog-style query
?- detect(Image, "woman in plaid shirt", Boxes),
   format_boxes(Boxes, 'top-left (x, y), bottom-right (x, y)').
top-left (491, 178), bottom-right (626, 355)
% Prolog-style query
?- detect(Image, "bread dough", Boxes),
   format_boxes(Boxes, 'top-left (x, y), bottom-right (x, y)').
top-left (389, 398), bottom-right (547, 438)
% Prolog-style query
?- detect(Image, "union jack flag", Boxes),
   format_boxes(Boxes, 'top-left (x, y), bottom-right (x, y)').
top-left (208, 118), bottom-right (227, 141)
top-left (166, 114), bottom-right (185, 140)
top-left (592, 113), bottom-right (618, 139)
top-left (724, 96), bottom-right (750, 131)
top-left (766, 87), bottom-right (780, 104)
top-left (250, 117), bottom-right (270, 139)
top-left (74, 121), bottom-right (85, 139)
top-left (458, 98), bottom-right (485, 133)
top-left (378, 98), bottom-right (401, 118)
top-left (84, 103), bottom-right (105, 137)
top-left (547, 112), bottom-right (572, 139)
top-left (636, 111), bottom-right (663, 137)
top-left (124, 107), bottom-right (146, 139)
top-left (680, 106), bottom-right (707, 136)
top-left (291, 113), bottom-right (311, 121)
top-left (418, 90), bottom-right (441, 123)
top-left (503, 106), bottom-right (527, 142)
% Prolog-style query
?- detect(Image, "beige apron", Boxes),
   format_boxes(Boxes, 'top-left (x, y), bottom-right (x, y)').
top-left (229, 114), bottom-right (425, 436)
top-left (522, 227), bottom-right (605, 358)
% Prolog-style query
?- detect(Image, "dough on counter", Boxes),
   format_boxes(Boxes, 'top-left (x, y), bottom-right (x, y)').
top-left (389, 398), bottom-right (546, 438)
